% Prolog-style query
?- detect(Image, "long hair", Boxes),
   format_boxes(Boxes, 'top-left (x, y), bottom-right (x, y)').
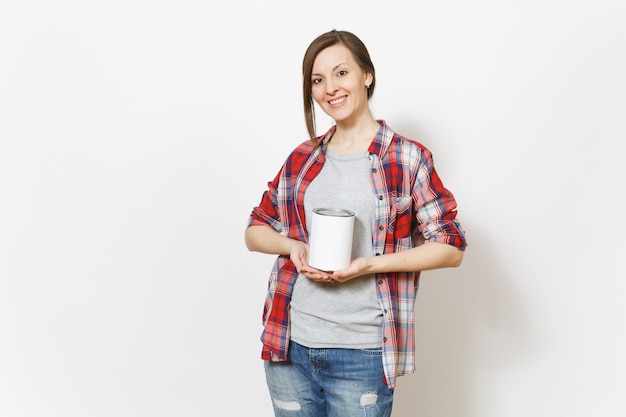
top-left (302, 30), bottom-right (376, 144)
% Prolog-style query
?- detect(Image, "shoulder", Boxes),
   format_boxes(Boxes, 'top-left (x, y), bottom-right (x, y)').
top-left (290, 138), bottom-right (317, 155)
top-left (278, 138), bottom-right (321, 175)
top-left (390, 131), bottom-right (428, 152)
top-left (377, 120), bottom-right (430, 158)
top-left (284, 138), bottom-right (317, 162)
top-left (386, 131), bottom-right (433, 166)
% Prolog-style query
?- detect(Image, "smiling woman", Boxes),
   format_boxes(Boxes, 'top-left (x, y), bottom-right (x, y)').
top-left (307, 43), bottom-right (378, 154)
top-left (244, 29), bottom-right (467, 417)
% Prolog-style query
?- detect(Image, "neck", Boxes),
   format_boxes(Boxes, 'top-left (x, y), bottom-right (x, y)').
top-left (330, 118), bottom-right (380, 154)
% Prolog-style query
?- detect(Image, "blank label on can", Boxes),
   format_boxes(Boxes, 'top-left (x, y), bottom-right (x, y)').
top-left (308, 207), bottom-right (355, 271)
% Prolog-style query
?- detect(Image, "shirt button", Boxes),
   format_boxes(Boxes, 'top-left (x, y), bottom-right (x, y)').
top-left (383, 337), bottom-right (388, 343)
top-left (372, 168), bottom-right (377, 173)
top-left (377, 280), bottom-right (383, 285)
top-left (375, 253), bottom-right (381, 256)
top-left (378, 195), bottom-right (383, 200)
top-left (378, 225), bottom-right (384, 230)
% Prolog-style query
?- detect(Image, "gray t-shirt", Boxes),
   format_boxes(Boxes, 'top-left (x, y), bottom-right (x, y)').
top-left (290, 148), bottom-right (383, 349)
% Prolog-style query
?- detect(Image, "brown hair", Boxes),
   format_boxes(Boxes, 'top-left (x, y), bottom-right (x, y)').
top-left (302, 30), bottom-right (376, 143)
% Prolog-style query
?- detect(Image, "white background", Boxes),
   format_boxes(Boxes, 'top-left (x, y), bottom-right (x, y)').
top-left (1, 1), bottom-right (625, 416)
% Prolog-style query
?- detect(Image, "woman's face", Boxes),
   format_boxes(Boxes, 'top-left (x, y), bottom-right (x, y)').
top-left (310, 44), bottom-right (372, 124)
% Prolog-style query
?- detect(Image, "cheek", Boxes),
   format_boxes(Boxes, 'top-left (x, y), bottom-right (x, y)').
top-left (311, 88), bottom-right (326, 104)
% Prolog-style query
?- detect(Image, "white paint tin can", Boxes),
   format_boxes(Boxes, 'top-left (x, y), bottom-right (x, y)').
top-left (308, 207), bottom-right (355, 271)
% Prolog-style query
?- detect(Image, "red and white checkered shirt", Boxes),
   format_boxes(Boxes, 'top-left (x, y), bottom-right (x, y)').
top-left (247, 120), bottom-right (467, 387)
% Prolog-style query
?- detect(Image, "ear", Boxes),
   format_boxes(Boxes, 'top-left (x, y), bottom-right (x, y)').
top-left (365, 73), bottom-right (373, 88)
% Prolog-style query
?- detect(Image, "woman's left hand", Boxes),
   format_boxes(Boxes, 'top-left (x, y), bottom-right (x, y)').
top-left (330, 257), bottom-right (369, 282)
top-left (300, 257), bottom-right (369, 283)
top-left (298, 265), bottom-right (335, 283)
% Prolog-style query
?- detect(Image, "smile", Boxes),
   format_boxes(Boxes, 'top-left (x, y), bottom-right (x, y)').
top-left (329, 96), bottom-right (347, 106)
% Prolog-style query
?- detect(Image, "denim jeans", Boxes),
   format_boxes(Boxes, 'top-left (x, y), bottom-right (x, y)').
top-left (264, 341), bottom-right (394, 417)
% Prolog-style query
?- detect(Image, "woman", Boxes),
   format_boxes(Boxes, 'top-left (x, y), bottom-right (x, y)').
top-left (245, 29), bottom-right (467, 417)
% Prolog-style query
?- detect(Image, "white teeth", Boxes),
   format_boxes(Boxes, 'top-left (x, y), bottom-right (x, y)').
top-left (329, 97), bottom-right (346, 105)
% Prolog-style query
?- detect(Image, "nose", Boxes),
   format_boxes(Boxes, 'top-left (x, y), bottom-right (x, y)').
top-left (325, 79), bottom-right (339, 96)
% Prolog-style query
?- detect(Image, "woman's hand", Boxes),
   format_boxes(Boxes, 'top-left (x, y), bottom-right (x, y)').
top-left (297, 256), bottom-right (370, 284)
top-left (289, 242), bottom-right (309, 271)
top-left (290, 243), bottom-right (335, 283)
top-left (309, 242), bottom-right (464, 284)
top-left (331, 257), bottom-right (369, 282)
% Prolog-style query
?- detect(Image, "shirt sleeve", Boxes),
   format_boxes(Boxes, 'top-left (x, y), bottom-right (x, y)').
top-left (413, 147), bottom-right (467, 250)
top-left (247, 168), bottom-right (284, 233)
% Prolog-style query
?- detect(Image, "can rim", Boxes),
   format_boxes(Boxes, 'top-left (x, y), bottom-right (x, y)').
top-left (313, 207), bottom-right (355, 217)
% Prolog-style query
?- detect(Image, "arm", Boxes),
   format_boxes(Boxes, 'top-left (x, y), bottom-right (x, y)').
top-left (330, 242), bottom-right (463, 282)
top-left (245, 225), bottom-right (302, 256)
top-left (369, 241), bottom-right (463, 272)
top-left (246, 225), bottom-right (329, 281)
top-left (324, 143), bottom-right (466, 283)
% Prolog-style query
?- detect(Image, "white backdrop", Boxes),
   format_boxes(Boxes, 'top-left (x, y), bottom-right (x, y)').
top-left (1, 1), bottom-right (625, 416)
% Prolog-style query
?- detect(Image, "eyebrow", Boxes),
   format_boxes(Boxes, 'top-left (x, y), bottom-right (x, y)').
top-left (311, 63), bottom-right (348, 77)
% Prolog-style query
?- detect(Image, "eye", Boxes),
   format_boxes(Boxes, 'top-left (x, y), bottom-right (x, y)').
top-left (312, 77), bottom-right (323, 84)
top-left (337, 69), bottom-right (348, 77)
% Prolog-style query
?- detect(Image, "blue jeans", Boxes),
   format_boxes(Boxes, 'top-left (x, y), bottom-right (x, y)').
top-left (264, 341), bottom-right (394, 417)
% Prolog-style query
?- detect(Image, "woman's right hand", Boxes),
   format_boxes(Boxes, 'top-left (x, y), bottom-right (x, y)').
top-left (290, 243), bottom-right (334, 283)
top-left (289, 242), bottom-right (309, 271)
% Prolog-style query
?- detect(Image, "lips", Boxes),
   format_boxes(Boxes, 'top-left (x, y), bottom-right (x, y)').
top-left (328, 96), bottom-right (347, 107)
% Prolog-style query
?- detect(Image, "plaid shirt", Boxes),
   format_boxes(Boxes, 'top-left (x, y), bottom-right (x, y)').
top-left (247, 120), bottom-right (467, 388)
